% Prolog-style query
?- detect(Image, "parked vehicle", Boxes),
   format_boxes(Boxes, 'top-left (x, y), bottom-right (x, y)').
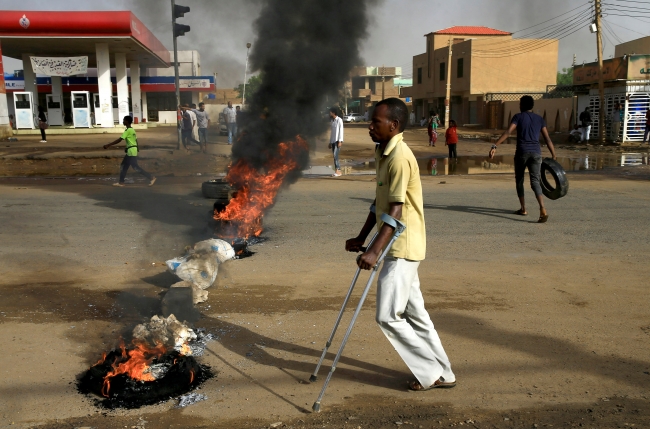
top-left (343, 113), bottom-right (364, 123)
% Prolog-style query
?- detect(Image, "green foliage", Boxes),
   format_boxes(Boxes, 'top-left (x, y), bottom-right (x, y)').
top-left (234, 75), bottom-right (262, 101)
top-left (557, 67), bottom-right (573, 86)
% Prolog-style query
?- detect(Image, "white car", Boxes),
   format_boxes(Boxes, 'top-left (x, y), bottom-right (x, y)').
top-left (343, 113), bottom-right (364, 123)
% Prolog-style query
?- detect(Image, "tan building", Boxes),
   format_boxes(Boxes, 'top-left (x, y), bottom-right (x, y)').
top-left (405, 26), bottom-right (558, 126)
top-left (348, 66), bottom-right (404, 115)
top-left (614, 36), bottom-right (650, 58)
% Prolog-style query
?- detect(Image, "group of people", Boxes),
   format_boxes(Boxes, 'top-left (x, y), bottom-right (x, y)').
top-left (345, 95), bottom-right (556, 394)
top-left (178, 103), bottom-right (210, 153)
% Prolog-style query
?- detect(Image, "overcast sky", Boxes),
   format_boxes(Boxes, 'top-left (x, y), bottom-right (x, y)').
top-left (1, 0), bottom-right (647, 87)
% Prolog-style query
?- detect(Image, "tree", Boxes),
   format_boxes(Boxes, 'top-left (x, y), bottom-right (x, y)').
top-left (234, 75), bottom-right (262, 102)
top-left (557, 67), bottom-right (573, 86)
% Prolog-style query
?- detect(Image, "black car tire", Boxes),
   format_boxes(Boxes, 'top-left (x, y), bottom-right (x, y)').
top-left (540, 158), bottom-right (569, 200)
top-left (201, 180), bottom-right (232, 200)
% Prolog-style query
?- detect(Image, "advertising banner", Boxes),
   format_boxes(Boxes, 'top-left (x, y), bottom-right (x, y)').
top-left (627, 55), bottom-right (650, 80)
top-left (30, 56), bottom-right (88, 77)
top-left (573, 57), bottom-right (627, 85)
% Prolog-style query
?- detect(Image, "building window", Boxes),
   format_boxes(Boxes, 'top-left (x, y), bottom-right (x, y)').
top-left (440, 62), bottom-right (446, 81)
top-left (417, 67), bottom-right (422, 84)
top-left (457, 58), bottom-right (464, 78)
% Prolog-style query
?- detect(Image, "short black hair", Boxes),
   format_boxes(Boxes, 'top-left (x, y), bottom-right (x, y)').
top-left (329, 107), bottom-right (339, 115)
top-left (199, 102), bottom-right (204, 107)
top-left (375, 98), bottom-right (408, 132)
top-left (449, 119), bottom-right (457, 127)
top-left (520, 95), bottom-right (535, 111)
top-left (123, 115), bottom-right (133, 124)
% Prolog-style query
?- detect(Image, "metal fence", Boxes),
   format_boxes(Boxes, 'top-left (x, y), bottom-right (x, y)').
top-left (485, 92), bottom-right (545, 102)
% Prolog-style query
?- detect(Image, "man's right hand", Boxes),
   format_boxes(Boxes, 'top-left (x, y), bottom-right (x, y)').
top-left (345, 237), bottom-right (365, 252)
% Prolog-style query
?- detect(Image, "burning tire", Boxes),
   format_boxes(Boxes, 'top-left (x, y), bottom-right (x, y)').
top-left (202, 179), bottom-right (232, 200)
top-left (540, 158), bottom-right (569, 200)
top-left (78, 342), bottom-right (213, 409)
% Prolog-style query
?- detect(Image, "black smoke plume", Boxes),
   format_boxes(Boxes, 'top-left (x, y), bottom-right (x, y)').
top-left (232, 0), bottom-right (372, 175)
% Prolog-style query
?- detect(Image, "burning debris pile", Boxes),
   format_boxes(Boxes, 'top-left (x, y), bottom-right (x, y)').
top-left (78, 315), bottom-right (213, 409)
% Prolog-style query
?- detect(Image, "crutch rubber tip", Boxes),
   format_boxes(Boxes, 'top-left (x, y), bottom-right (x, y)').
top-left (309, 375), bottom-right (318, 383)
top-left (312, 402), bottom-right (321, 413)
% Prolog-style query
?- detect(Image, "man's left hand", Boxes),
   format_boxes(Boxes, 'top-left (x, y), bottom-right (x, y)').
top-left (357, 250), bottom-right (379, 270)
top-left (337, 141), bottom-right (342, 148)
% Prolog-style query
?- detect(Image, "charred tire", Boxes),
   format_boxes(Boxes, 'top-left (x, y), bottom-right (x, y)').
top-left (201, 180), bottom-right (232, 200)
top-left (540, 158), bottom-right (569, 200)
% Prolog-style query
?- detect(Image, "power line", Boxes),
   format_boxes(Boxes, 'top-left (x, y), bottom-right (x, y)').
top-left (605, 18), bottom-right (649, 36)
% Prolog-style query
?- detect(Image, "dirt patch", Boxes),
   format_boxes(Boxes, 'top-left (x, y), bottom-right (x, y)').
top-left (37, 395), bottom-right (650, 429)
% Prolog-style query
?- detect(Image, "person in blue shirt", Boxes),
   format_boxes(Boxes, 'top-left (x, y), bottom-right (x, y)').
top-left (489, 96), bottom-right (557, 223)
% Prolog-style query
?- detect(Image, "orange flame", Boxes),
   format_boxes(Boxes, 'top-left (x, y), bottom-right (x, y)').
top-left (179, 343), bottom-right (192, 356)
top-left (100, 341), bottom-right (167, 397)
top-left (189, 368), bottom-right (195, 384)
top-left (214, 137), bottom-right (308, 238)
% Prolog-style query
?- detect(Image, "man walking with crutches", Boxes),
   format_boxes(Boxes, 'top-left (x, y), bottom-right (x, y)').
top-left (346, 98), bottom-right (455, 391)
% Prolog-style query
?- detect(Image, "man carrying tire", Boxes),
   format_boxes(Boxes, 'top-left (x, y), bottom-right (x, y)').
top-left (490, 96), bottom-right (557, 223)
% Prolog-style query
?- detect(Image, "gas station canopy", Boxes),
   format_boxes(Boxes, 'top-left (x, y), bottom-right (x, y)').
top-left (0, 11), bottom-right (170, 68)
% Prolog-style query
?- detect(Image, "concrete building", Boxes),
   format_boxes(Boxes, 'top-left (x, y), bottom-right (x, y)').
top-left (348, 66), bottom-right (406, 115)
top-left (405, 26), bottom-right (558, 126)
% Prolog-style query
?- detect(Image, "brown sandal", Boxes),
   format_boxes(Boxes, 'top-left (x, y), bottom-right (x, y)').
top-left (538, 214), bottom-right (549, 223)
top-left (408, 377), bottom-right (456, 391)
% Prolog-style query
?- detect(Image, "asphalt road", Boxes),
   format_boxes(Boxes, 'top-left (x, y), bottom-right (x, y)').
top-left (0, 172), bottom-right (649, 428)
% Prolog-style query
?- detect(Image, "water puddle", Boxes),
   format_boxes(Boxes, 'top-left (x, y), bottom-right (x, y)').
top-left (349, 153), bottom-right (650, 176)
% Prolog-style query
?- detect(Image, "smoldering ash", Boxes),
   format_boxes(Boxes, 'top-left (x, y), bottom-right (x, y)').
top-left (216, 0), bottom-right (372, 235)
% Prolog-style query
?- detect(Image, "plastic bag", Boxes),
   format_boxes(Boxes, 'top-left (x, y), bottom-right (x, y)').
top-left (166, 253), bottom-right (218, 290)
top-left (192, 239), bottom-right (235, 263)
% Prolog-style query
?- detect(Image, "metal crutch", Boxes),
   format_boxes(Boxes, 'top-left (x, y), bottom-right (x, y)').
top-left (309, 232), bottom-right (379, 383)
top-left (312, 213), bottom-right (406, 412)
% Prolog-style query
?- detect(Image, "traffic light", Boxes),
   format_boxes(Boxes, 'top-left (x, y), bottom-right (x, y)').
top-left (174, 23), bottom-right (190, 37)
top-left (174, 4), bottom-right (190, 19)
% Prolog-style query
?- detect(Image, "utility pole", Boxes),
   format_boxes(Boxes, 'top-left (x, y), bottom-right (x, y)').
top-left (444, 37), bottom-right (453, 128)
top-left (594, 0), bottom-right (606, 144)
top-left (242, 43), bottom-right (251, 107)
top-left (381, 65), bottom-right (385, 100)
top-left (171, 1), bottom-right (190, 150)
top-left (572, 54), bottom-right (577, 66)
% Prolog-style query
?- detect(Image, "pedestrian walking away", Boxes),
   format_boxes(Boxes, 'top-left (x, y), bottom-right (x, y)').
top-left (38, 106), bottom-right (48, 143)
top-left (579, 107), bottom-right (592, 143)
top-left (103, 116), bottom-right (156, 187)
top-left (223, 101), bottom-right (238, 144)
top-left (427, 112), bottom-right (439, 147)
top-left (195, 102), bottom-right (210, 153)
top-left (490, 95), bottom-right (557, 223)
top-left (346, 98), bottom-right (456, 391)
top-left (181, 105), bottom-right (201, 152)
top-left (329, 107), bottom-right (344, 177)
top-left (445, 119), bottom-right (458, 159)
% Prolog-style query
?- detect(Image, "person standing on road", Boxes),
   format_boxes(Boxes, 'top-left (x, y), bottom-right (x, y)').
top-left (490, 95), bottom-right (557, 223)
top-left (181, 105), bottom-right (201, 152)
top-left (610, 103), bottom-right (622, 143)
top-left (346, 98), bottom-right (456, 392)
top-left (445, 119), bottom-right (458, 158)
top-left (223, 101), bottom-right (237, 145)
top-left (38, 106), bottom-right (47, 143)
top-left (103, 116), bottom-right (156, 187)
top-left (579, 107), bottom-right (592, 143)
top-left (195, 102), bottom-right (210, 153)
top-left (329, 107), bottom-right (344, 177)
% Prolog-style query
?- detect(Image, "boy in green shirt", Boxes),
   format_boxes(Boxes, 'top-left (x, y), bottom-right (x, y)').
top-left (103, 116), bottom-right (156, 187)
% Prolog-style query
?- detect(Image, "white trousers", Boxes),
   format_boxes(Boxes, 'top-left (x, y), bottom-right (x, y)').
top-left (581, 125), bottom-right (591, 142)
top-left (376, 257), bottom-right (454, 388)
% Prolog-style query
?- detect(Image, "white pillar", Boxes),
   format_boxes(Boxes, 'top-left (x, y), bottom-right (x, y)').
top-left (115, 53), bottom-right (129, 123)
top-left (130, 60), bottom-right (141, 122)
top-left (141, 92), bottom-right (148, 123)
top-left (0, 42), bottom-right (9, 130)
top-left (96, 43), bottom-right (114, 128)
top-left (22, 53), bottom-right (38, 111)
top-left (51, 76), bottom-right (62, 97)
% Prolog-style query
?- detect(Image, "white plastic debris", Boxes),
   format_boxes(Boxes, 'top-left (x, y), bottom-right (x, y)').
top-left (166, 239), bottom-right (235, 289)
top-left (176, 393), bottom-right (208, 408)
top-left (171, 280), bottom-right (209, 304)
top-left (132, 314), bottom-right (197, 350)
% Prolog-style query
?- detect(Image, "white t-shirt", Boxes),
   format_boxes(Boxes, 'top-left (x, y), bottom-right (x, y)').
top-left (330, 116), bottom-right (344, 144)
top-left (223, 106), bottom-right (237, 124)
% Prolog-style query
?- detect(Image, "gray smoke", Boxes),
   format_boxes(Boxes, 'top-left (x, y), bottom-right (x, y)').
top-left (232, 0), bottom-right (372, 173)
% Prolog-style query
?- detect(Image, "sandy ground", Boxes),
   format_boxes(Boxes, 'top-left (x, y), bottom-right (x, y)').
top-left (0, 161), bottom-right (649, 428)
